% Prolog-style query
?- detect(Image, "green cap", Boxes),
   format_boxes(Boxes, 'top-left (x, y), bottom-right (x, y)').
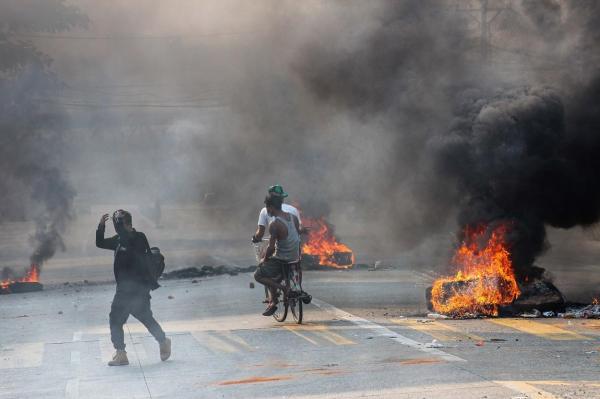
top-left (268, 184), bottom-right (288, 198)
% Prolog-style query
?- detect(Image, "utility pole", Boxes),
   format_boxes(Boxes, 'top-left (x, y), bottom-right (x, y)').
top-left (455, 0), bottom-right (512, 64)
top-left (480, 0), bottom-right (489, 62)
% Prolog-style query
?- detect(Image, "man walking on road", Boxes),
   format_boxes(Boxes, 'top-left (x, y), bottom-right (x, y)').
top-left (96, 209), bottom-right (171, 366)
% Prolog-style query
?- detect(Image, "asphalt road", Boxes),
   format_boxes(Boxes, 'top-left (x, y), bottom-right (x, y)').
top-left (2, 269), bottom-right (600, 399)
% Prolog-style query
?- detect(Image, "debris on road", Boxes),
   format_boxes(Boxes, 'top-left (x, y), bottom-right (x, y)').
top-left (561, 302), bottom-right (600, 319)
top-left (520, 309), bottom-right (541, 318)
top-left (426, 339), bottom-right (444, 348)
top-left (168, 295), bottom-right (174, 300)
top-left (542, 311), bottom-right (555, 317)
top-left (427, 312), bottom-right (449, 319)
top-left (161, 265), bottom-right (257, 280)
top-left (249, 282), bottom-right (255, 289)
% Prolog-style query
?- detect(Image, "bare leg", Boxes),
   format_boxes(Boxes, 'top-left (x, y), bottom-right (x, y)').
top-left (255, 275), bottom-right (286, 295)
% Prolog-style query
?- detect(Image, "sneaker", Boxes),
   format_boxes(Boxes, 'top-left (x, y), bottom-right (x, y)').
top-left (262, 303), bottom-right (278, 316)
top-left (108, 350), bottom-right (129, 366)
top-left (159, 337), bottom-right (171, 361)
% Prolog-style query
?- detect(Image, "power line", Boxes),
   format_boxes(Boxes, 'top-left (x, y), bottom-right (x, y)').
top-left (33, 99), bottom-right (227, 109)
top-left (13, 30), bottom-right (266, 41)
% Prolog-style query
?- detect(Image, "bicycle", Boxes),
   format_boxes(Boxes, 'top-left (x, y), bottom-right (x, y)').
top-left (271, 259), bottom-right (311, 324)
top-left (252, 240), bottom-right (311, 324)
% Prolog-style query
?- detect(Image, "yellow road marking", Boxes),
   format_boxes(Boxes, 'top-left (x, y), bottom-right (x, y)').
top-left (310, 325), bottom-right (356, 345)
top-left (494, 380), bottom-right (559, 399)
top-left (284, 326), bottom-right (320, 346)
top-left (192, 332), bottom-right (238, 353)
top-left (392, 319), bottom-right (485, 342)
top-left (536, 380), bottom-right (600, 388)
top-left (286, 324), bottom-right (355, 345)
top-left (488, 319), bottom-right (588, 340)
top-left (220, 331), bottom-right (254, 351)
top-left (572, 320), bottom-right (600, 333)
top-left (0, 342), bottom-right (44, 369)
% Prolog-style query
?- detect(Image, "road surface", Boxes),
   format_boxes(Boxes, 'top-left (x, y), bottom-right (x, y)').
top-left (2, 269), bottom-right (600, 398)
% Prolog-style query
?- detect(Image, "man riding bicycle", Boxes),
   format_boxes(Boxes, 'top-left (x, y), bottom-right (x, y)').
top-left (254, 193), bottom-right (301, 316)
top-left (252, 184), bottom-right (301, 244)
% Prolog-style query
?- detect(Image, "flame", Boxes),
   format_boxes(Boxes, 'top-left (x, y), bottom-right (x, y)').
top-left (301, 217), bottom-right (355, 269)
top-left (0, 264), bottom-right (40, 292)
top-left (430, 224), bottom-right (520, 317)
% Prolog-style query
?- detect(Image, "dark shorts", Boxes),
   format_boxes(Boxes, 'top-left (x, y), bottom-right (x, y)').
top-left (254, 258), bottom-right (285, 280)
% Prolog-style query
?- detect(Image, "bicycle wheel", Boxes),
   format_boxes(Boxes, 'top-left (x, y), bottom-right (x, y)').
top-left (290, 295), bottom-right (303, 324)
top-left (272, 275), bottom-right (289, 323)
top-left (272, 294), bottom-right (288, 322)
top-left (289, 264), bottom-right (303, 324)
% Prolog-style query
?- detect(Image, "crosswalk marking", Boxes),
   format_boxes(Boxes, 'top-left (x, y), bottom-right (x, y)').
top-left (65, 378), bottom-right (80, 399)
top-left (70, 351), bottom-right (81, 365)
top-left (220, 331), bottom-right (254, 351)
top-left (192, 332), bottom-right (238, 353)
top-left (488, 319), bottom-right (589, 340)
top-left (494, 380), bottom-right (559, 399)
top-left (284, 326), bottom-right (320, 346)
top-left (285, 323), bottom-right (356, 345)
top-left (0, 342), bottom-right (44, 369)
top-left (304, 324), bottom-right (356, 345)
top-left (99, 339), bottom-right (115, 363)
top-left (391, 319), bottom-right (485, 342)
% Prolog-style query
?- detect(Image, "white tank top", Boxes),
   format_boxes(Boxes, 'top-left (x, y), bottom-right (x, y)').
top-left (272, 213), bottom-right (300, 262)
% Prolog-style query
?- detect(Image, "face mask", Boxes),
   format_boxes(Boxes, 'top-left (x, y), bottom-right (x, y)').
top-left (114, 221), bottom-right (129, 239)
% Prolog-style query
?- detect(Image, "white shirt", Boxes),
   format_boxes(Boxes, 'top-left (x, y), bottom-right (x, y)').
top-left (258, 204), bottom-right (301, 227)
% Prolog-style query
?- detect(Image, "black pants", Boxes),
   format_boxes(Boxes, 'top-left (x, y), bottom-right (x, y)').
top-left (109, 289), bottom-right (166, 350)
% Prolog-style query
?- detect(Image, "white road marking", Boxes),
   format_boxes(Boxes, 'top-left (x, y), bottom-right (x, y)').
top-left (0, 342), bottom-right (44, 369)
top-left (70, 351), bottom-right (80, 365)
top-left (311, 299), bottom-right (465, 362)
top-left (72, 331), bottom-right (82, 342)
top-left (65, 378), bottom-right (80, 399)
top-left (99, 339), bottom-right (115, 363)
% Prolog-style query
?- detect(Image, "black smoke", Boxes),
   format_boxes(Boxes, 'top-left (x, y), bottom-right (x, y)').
top-left (0, 1), bottom-right (87, 278)
top-left (28, 167), bottom-right (76, 265)
top-left (295, 0), bottom-right (600, 280)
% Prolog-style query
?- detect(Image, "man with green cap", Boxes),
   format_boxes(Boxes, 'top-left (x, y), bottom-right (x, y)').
top-left (252, 184), bottom-right (301, 243)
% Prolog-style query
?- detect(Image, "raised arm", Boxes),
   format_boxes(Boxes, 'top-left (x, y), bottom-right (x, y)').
top-left (96, 214), bottom-right (118, 250)
top-left (262, 222), bottom-right (278, 262)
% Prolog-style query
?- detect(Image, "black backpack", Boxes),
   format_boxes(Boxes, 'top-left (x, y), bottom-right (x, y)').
top-left (136, 247), bottom-right (165, 290)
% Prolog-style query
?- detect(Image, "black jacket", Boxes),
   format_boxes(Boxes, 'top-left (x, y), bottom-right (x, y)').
top-left (96, 225), bottom-right (154, 291)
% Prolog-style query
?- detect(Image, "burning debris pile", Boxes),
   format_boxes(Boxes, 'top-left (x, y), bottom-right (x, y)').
top-left (428, 224), bottom-right (520, 317)
top-left (301, 216), bottom-right (354, 269)
top-left (426, 222), bottom-right (567, 318)
top-left (0, 264), bottom-right (42, 294)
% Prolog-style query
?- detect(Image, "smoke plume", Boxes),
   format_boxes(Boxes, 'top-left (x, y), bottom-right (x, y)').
top-left (6, 0), bottom-right (600, 278)
top-left (0, 1), bottom-right (86, 277)
top-left (295, 0), bottom-right (600, 279)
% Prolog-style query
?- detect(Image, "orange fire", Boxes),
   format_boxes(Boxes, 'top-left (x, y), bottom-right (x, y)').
top-left (430, 224), bottom-right (520, 317)
top-left (0, 264), bottom-right (40, 292)
top-left (302, 217), bottom-right (355, 269)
